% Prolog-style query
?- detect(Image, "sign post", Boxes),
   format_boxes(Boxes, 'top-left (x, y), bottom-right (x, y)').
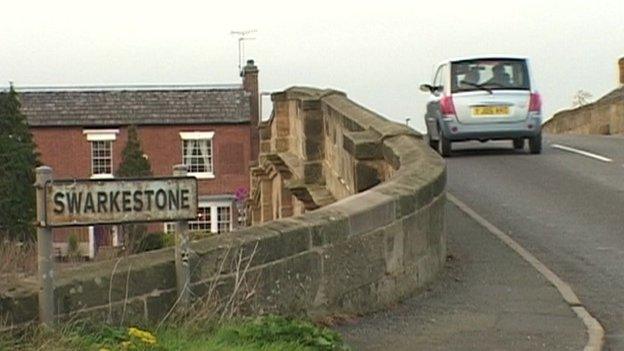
top-left (34, 165), bottom-right (198, 324)
top-left (173, 164), bottom-right (191, 308)
top-left (35, 166), bottom-right (55, 326)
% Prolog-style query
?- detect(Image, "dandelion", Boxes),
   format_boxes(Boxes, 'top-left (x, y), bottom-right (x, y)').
top-left (128, 327), bottom-right (157, 345)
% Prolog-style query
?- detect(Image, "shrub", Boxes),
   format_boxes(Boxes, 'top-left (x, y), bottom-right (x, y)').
top-left (67, 234), bottom-right (81, 260)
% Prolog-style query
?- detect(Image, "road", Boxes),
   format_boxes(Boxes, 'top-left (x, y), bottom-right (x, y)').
top-left (447, 133), bottom-right (624, 350)
top-left (338, 202), bottom-right (586, 350)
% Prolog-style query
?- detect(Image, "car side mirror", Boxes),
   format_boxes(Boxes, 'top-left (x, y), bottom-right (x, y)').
top-left (419, 84), bottom-right (434, 93)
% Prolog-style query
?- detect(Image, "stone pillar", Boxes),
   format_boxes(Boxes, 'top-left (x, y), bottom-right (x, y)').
top-left (272, 99), bottom-right (292, 153)
top-left (280, 186), bottom-right (294, 218)
top-left (260, 178), bottom-right (273, 223)
top-left (619, 57), bottom-right (624, 86)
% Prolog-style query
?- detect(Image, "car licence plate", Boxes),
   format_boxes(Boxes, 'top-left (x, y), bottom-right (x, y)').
top-left (472, 106), bottom-right (510, 116)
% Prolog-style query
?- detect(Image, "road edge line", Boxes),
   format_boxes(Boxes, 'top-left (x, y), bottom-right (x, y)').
top-left (447, 192), bottom-right (604, 351)
top-left (551, 143), bottom-right (613, 163)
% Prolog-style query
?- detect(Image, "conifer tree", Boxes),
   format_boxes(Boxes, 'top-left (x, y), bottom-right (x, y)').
top-left (0, 83), bottom-right (39, 241)
top-left (116, 125), bottom-right (152, 178)
top-left (116, 125), bottom-right (154, 253)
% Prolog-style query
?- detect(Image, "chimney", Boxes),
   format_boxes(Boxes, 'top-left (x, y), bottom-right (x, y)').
top-left (619, 57), bottom-right (624, 86)
top-left (242, 59), bottom-right (260, 162)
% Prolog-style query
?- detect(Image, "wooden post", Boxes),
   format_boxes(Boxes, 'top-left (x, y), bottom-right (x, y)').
top-left (35, 166), bottom-right (54, 326)
top-left (173, 164), bottom-right (191, 308)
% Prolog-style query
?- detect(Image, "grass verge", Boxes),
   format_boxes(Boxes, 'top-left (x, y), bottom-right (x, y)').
top-left (0, 315), bottom-right (350, 351)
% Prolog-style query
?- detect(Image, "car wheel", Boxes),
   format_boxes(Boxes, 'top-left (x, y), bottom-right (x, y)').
top-left (428, 137), bottom-right (439, 150)
top-left (529, 133), bottom-right (542, 154)
top-left (513, 138), bottom-right (524, 150)
top-left (438, 132), bottom-right (452, 157)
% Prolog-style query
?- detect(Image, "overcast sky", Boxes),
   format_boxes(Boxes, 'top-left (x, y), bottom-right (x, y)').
top-left (1, 0), bottom-right (623, 132)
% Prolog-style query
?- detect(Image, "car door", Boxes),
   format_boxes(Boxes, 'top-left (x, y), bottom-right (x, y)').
top-left (425, 64), bottom-right (445, 140)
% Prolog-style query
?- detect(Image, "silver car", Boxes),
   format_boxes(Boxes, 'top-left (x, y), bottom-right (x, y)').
top-left (421, 56), bottom-right (542, 157)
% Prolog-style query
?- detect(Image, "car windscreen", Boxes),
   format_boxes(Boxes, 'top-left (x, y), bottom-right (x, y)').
top-left (450, 59), bottom-right (530, 93)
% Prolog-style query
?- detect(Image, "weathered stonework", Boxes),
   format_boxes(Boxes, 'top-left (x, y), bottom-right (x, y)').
top-left (1, 87), bottom-right (446, 328)
top-left (543, 58), bottom-right (624, 135)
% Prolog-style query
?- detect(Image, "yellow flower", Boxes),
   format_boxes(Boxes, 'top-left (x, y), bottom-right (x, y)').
top-left (99, 348), bottom-right (110, 351)
top-left (128, 327), bottom-right (157, 345)
top-left (120, 340), bottom-right (133, 350)
top-left (141, 337), bottom-right (157, 345)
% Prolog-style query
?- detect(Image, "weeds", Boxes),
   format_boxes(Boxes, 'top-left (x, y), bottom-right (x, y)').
top-left (0, 240), bottom-right (36, 294)
top-left (214, 315), bottom-right (350, 351)
top-left (0, 237), bottom-right (351, 350)
top-left (1, 316), bottom-right (350, 351)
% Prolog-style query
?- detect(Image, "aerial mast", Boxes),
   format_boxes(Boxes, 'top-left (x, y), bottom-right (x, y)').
top-left (230, 29), bottom-right (257, 74)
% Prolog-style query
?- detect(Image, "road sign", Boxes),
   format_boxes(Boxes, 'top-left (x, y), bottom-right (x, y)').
top-left (44, 177), bottom-right (198, 227)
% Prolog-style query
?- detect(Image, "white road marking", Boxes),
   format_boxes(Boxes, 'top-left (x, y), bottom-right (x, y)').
top-left (551, 143), bottom-right (613, 163)
top-left (447, 193), bottom-right (605, 351)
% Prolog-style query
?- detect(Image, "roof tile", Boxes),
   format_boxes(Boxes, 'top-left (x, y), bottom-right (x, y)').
top-left (15, 87), bottom-right (251, 126)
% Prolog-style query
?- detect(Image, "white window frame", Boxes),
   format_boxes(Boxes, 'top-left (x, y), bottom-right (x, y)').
top-left (187, 200), bottom-right (232, 235)
top-left (180, 131), bottom-right (215, 179)
top-left (164, 222), bottom-right (176, 235)
top-left (216, 205), bottom-right (232, 234)
top-left (84, 129), bottom-right (118, 179)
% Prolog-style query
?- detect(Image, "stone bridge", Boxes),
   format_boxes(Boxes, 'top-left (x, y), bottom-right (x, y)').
top-left (1, 87), bottom-right (446, 327)
top-left (543, 57), bottom-right (624, 135)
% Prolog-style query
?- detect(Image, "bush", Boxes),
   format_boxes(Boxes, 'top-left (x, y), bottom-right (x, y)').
top-left (67, 234), bottom-right (81, 260)
top-left (0, 240), bottom-right (36, 294)
top-left (136, 232), bottom-right (167, 252)
top-left (125, 231), bottom-right (173, 254)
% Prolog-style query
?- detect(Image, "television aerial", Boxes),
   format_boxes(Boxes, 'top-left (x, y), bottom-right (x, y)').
top-left (230, 29), bottom-right (257, 73)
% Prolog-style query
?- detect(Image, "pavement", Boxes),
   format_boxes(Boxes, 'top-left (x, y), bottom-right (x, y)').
top-left (336, 201), bottom-right (587, 351)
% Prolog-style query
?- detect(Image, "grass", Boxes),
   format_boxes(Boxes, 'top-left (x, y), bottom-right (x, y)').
top-left (0, 315), bottom-right (351, 351)
top-left (0, 240), bottom-right (36, 294)
top-left (0, 239), bottom-right (350, 350)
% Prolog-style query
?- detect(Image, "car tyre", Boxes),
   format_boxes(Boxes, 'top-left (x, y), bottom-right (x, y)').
top-left (438, 132), bottom-right (452, 157)
top-left (513, 138), bottom-right (524, 150)
top-left (428, 137), bottom-right (439, 150)
top-left (529, 133), bottom-right (542, 154)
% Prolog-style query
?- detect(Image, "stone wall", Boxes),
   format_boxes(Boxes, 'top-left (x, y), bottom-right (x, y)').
top-left (1, 87), bottom-right (446, 328)
top-left (543, 87), bottom-right (624, 135)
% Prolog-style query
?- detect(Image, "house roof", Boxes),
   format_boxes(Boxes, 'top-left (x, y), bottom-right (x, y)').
top-left (14, 84), bottom-right (251, 127)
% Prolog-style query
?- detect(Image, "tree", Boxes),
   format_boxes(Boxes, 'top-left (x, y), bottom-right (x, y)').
top-left (573, 90), bottom-right (593, 107)
top-left (0, 83), bottom-right (39, 242)
top-left (116, 125), bottom-right (152, 178)
top-left (115, 125), bottom-right (154, 253)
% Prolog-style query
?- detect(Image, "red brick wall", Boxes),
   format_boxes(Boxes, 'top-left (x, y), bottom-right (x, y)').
top-left (34, 124), bottom-right (251, 245)
top-left (31, 124), bottom-right (251, 196)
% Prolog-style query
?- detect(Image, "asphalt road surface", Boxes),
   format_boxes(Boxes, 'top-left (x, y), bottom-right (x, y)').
top-left (338, 202), bottom-right (585, 350)
top-left (446, 133), bottom-right (624, 350)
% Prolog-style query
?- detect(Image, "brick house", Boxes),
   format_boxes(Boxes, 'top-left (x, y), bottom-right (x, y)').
top-left (19, 60), bottom-right (260, 259)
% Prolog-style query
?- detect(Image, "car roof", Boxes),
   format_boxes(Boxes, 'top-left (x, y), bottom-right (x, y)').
top-left (438, 55), bottom-right (529, 66)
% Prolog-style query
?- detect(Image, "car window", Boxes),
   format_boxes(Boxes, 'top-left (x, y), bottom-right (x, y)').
top-left (450, 59), bottom-right (530, 93)
top-left (433, 65), bottom-right (444, 89)
top-left (439, 64), bottom-right (448, 89)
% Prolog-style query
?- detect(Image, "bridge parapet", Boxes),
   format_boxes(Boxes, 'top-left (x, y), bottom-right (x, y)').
top-left (1, 86), bottom-right (446, 327)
